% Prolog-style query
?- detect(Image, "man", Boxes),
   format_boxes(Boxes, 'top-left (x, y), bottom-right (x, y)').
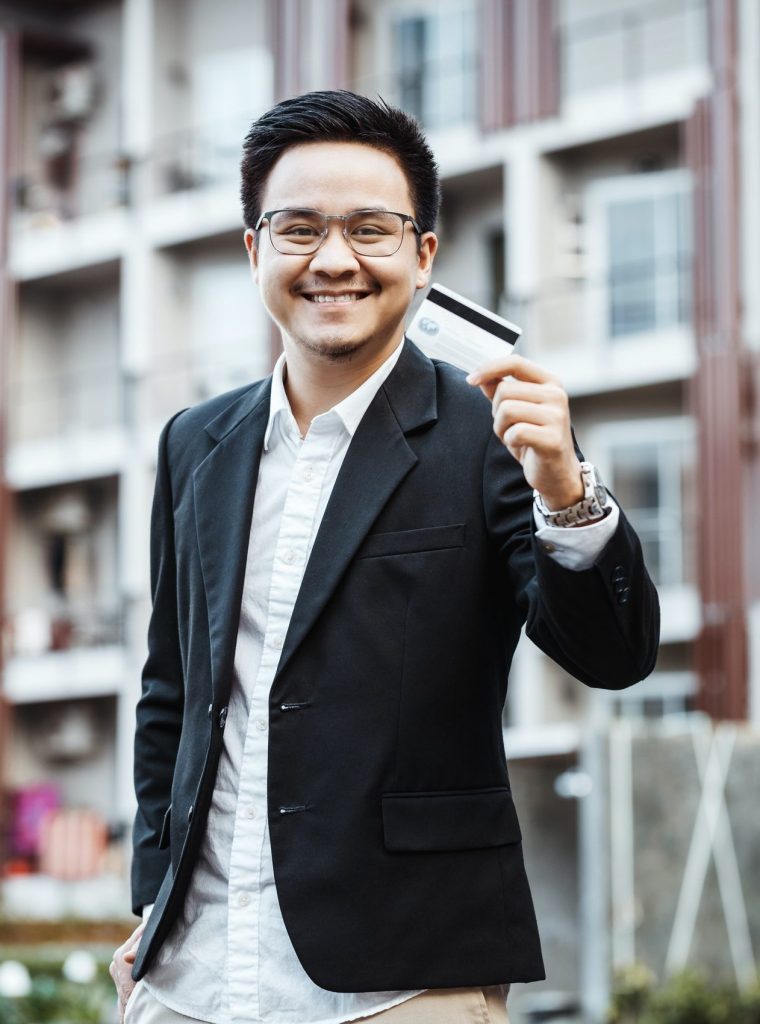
top-left (111, 90), bottom-right (659, 1023)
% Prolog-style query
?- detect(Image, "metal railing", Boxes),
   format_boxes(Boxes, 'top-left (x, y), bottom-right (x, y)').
top-left (7, 367), bottom-right (123, 445)
top-left (12, 149), bottom-right (131, 224)
top-left (559, 0), bottom-right (708, 99)
top-left (150, 115), bottom-right (251, 197)
top-left (5, 599), bottom-right (125, 658)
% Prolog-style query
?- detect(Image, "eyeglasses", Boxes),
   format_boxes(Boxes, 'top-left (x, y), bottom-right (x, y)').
top-left (254, 208), bottom-right (421, 257)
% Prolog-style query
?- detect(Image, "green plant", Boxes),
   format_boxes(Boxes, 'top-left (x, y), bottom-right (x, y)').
top-left (0, 952), bottom-right (117, 1023)
top-left (608, 964), bottom-right (760, 1024)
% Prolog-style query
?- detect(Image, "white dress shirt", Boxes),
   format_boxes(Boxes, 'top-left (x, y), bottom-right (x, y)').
top-left (140, 339), bottom-right (618, 1023)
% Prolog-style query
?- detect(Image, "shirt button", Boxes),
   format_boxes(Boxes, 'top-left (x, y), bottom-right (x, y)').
top-left (246, 806), bottom-right (256, 819)
top-left (282, 549), bottom-right (296, 565)
top-left (543, 542), bottom-right (557, 554)
top-left (238, 892), bottom-right (250, 907)
top-left (272, 634), bottom-right (284, 649)
top-left (256, 719), bottom-right (267, 731)
top-left (303, 467), bottom-right (314, 482)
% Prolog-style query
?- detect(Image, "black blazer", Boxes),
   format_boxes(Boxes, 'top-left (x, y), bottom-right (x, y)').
top-left (130, 339), bottom-right (659, 989)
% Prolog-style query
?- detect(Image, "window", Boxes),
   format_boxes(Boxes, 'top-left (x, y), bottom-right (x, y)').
top-left (393, 5), bottom-right (476, 130)
top-left (586, 170), bottom-right (692, 344)
top-left (593, 418), bottom-right (695, 591)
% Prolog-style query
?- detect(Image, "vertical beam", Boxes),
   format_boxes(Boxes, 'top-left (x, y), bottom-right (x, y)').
top-left (479, 0), bottom-right (558, 132)
top-left (479, 0), bottom-right (513, 131)
top-left (269, 0), bottom-right (350, 103)
top-left (0, 28), bottom-right (20, 877)
top-left (687, 0), bottom-right (748, 720)
top-left (579, 694), bottom-right (612, 1023)
top-left (738, 0), bottom-right (760, 726)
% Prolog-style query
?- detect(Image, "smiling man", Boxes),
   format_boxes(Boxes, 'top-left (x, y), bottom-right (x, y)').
top-left (110, 91), bottom-right (659, 1024)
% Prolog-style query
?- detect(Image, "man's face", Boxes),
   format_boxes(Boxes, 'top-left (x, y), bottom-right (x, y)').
top-left (244, 141), bottom-right (437, 363)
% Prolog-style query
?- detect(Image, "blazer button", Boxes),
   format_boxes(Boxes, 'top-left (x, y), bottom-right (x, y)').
top-left (617, 587), bottom-right (631, 605)
top-left (187, 804), bottom-right (194, 823)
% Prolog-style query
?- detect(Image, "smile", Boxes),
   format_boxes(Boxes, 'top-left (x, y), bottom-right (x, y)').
top-left (302, 292), bottom-right (371, 304)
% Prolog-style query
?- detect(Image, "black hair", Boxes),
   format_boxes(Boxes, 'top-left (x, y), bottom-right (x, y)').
top-left (240, 90), bottom-right (441, 236)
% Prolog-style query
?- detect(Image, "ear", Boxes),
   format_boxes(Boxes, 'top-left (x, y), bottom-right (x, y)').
top-left (244, 228), bottom-right (260, 282)
top-left (415, 232), bottom-right (438, 290)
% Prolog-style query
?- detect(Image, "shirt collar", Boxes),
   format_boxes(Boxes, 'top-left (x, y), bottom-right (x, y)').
top-left (263, 338), bottom-right (405, 451)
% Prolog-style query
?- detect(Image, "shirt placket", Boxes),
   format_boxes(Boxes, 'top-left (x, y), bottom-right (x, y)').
top-left (227, 418), bottom-right (341, 1023)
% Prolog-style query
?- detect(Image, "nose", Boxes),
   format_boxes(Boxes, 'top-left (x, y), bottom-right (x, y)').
top-left (308, 222), bottom-right (361, 275)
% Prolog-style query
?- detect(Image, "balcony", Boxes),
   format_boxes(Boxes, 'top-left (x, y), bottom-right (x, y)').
top-left (558, 0), bottom-right (710, 121)
top-left (3, 601), bottom-right (127, 705)
top-left (350, 0), bottom-right (478, 137)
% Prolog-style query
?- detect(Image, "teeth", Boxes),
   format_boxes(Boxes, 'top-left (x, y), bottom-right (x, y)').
top-left (307, 293), bottom-right (363, 303)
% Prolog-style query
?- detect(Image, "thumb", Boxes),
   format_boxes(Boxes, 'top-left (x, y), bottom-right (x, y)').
top-left (124, 949), bottom-right (137, 963)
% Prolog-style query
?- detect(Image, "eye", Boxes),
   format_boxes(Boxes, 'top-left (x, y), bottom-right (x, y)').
top-left (348, 213), bottom-right (399, 238)
top-left (270, 212), bottom-right (323, 239)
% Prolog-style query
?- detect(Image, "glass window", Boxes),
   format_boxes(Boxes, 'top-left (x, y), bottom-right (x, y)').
top-left (393, 6), bottom-right (476, 130)
top-left (607, 188), bottom-right (691, 339)
top-left (607, 432), bottom-right (695, 589)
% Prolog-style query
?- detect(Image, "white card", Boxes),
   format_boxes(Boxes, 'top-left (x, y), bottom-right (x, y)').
top-left (407, 283), bottom-right (521, 373)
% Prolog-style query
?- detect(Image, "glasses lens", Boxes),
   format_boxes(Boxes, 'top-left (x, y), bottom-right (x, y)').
top-left (269, 210), bottom-right (326, 253)
top-left (347, 212), bottom-right (404, 255)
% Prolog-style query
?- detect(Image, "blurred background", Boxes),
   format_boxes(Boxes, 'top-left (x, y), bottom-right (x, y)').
top-left (0, 0), bottom-right (758, 1021)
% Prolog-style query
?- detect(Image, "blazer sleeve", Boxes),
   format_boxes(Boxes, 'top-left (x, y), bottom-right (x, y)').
top-left (482, 429), bottom-right (660, 689)
top-left (131, 410), bottom-right (187, 915)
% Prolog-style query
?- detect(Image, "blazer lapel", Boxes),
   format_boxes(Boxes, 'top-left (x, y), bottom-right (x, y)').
top-left (193, 378), bottom-right (272, 707)
top-left (273, 339), bottom-right (438, 686)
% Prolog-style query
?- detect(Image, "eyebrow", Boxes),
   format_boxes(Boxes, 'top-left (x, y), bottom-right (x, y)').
top-left (280, 206), bottom-right (394, 214)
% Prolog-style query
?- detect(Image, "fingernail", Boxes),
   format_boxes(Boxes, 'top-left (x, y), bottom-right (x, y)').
top-left (465, 373), bottom-right (475, 384)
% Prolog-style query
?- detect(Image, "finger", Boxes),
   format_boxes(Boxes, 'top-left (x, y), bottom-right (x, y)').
top-left (124, 949), bottom-right (136, 963)
top-left (491, 380), bottom-right (566, 419)
top-left (493, 400), bottom-right (554, 438)
top-left (491, 378), bottom-right (557, 406)
top-left (501, 422), bottom-right (553, 452)
top-left (467, 353), bottom-right (558, 388)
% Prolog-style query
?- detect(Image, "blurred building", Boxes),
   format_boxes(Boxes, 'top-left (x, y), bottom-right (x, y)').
top-left (0, 1), bottom-right (758, 1022)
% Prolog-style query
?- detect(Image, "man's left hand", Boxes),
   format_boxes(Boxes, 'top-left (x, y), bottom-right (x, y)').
top-left (466, 353), bottom-right (583, 510)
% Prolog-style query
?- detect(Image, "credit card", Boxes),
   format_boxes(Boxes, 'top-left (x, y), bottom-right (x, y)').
top-left (406, 283), bottom-right (521, 373)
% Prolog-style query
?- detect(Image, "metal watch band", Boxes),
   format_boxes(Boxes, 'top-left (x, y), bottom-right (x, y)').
top-left (533, 461), bottom-right (610, 528)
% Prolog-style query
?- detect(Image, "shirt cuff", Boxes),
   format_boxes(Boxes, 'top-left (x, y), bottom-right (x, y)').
top-left (142, 902), bottom-right (155, 923)
top-left (533, 497), bottom-right (620, 571)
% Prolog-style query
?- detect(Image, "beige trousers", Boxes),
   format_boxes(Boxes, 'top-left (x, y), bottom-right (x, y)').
top-left (124, 979), bottom-right (511, 1023)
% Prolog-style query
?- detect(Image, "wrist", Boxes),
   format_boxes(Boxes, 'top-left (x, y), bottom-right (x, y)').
top-left (534, 461), bottom-right (610, 528)
top-left (536, 459), bottom-right (584, 510)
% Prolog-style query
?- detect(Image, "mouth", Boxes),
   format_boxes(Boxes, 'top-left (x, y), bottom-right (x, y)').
top-left (300, 290), bottom-right (374, 305)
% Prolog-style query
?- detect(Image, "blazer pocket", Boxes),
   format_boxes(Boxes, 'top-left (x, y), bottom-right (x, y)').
top-left (158, 804), bottom-right (172, 850)
top-left (381, 786), bottom-right (521, 852)
top-left (357, 523), bottom-right (465, 559)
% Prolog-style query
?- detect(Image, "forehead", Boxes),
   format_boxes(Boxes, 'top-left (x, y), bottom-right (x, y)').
top-left (260, 141), bottom-right (414, 214)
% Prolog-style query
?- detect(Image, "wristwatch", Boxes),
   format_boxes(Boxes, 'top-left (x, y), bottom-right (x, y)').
top-left (533, 461), bottom-right (610, 527)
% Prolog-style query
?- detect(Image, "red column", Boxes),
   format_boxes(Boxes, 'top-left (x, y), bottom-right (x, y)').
top-left (0, 28), bottom-right (20, 873)
top-left (686, 0), bottom-right (748, 720)
top-left (479, 0), bottom-right (558, 132)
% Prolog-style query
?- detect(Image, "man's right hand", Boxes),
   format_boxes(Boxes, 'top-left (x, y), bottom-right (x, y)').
top-left (109, 921), bottom-right (145, 1022)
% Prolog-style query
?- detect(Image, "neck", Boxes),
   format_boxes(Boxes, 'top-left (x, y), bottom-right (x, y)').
top-left (281, 334), bottom-right (403, 436)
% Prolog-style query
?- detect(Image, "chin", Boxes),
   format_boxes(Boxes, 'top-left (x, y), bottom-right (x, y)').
top-left (295, 333), bottom-right (371, 362)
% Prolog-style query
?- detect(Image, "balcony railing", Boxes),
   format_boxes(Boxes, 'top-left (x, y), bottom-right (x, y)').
top-left (5, 600), bottom-right (125, 659)
top-left (12, 149), bottom-right (131, 226)
top-left (352, 50), bottom-right (478, 133)
top-left (150, 115), bottom-right (253, 198)
top-left (8, 367), bottom-right (123, 445)
top-left (559, 0), bottom-right (708, 101)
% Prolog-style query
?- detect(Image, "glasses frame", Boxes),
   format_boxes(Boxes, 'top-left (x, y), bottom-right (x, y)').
top-left (254, 208), bottom-right (422, 257)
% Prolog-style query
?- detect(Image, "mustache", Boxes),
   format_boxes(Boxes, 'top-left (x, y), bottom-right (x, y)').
top-left (294, 281), bottom-right (379, 294)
